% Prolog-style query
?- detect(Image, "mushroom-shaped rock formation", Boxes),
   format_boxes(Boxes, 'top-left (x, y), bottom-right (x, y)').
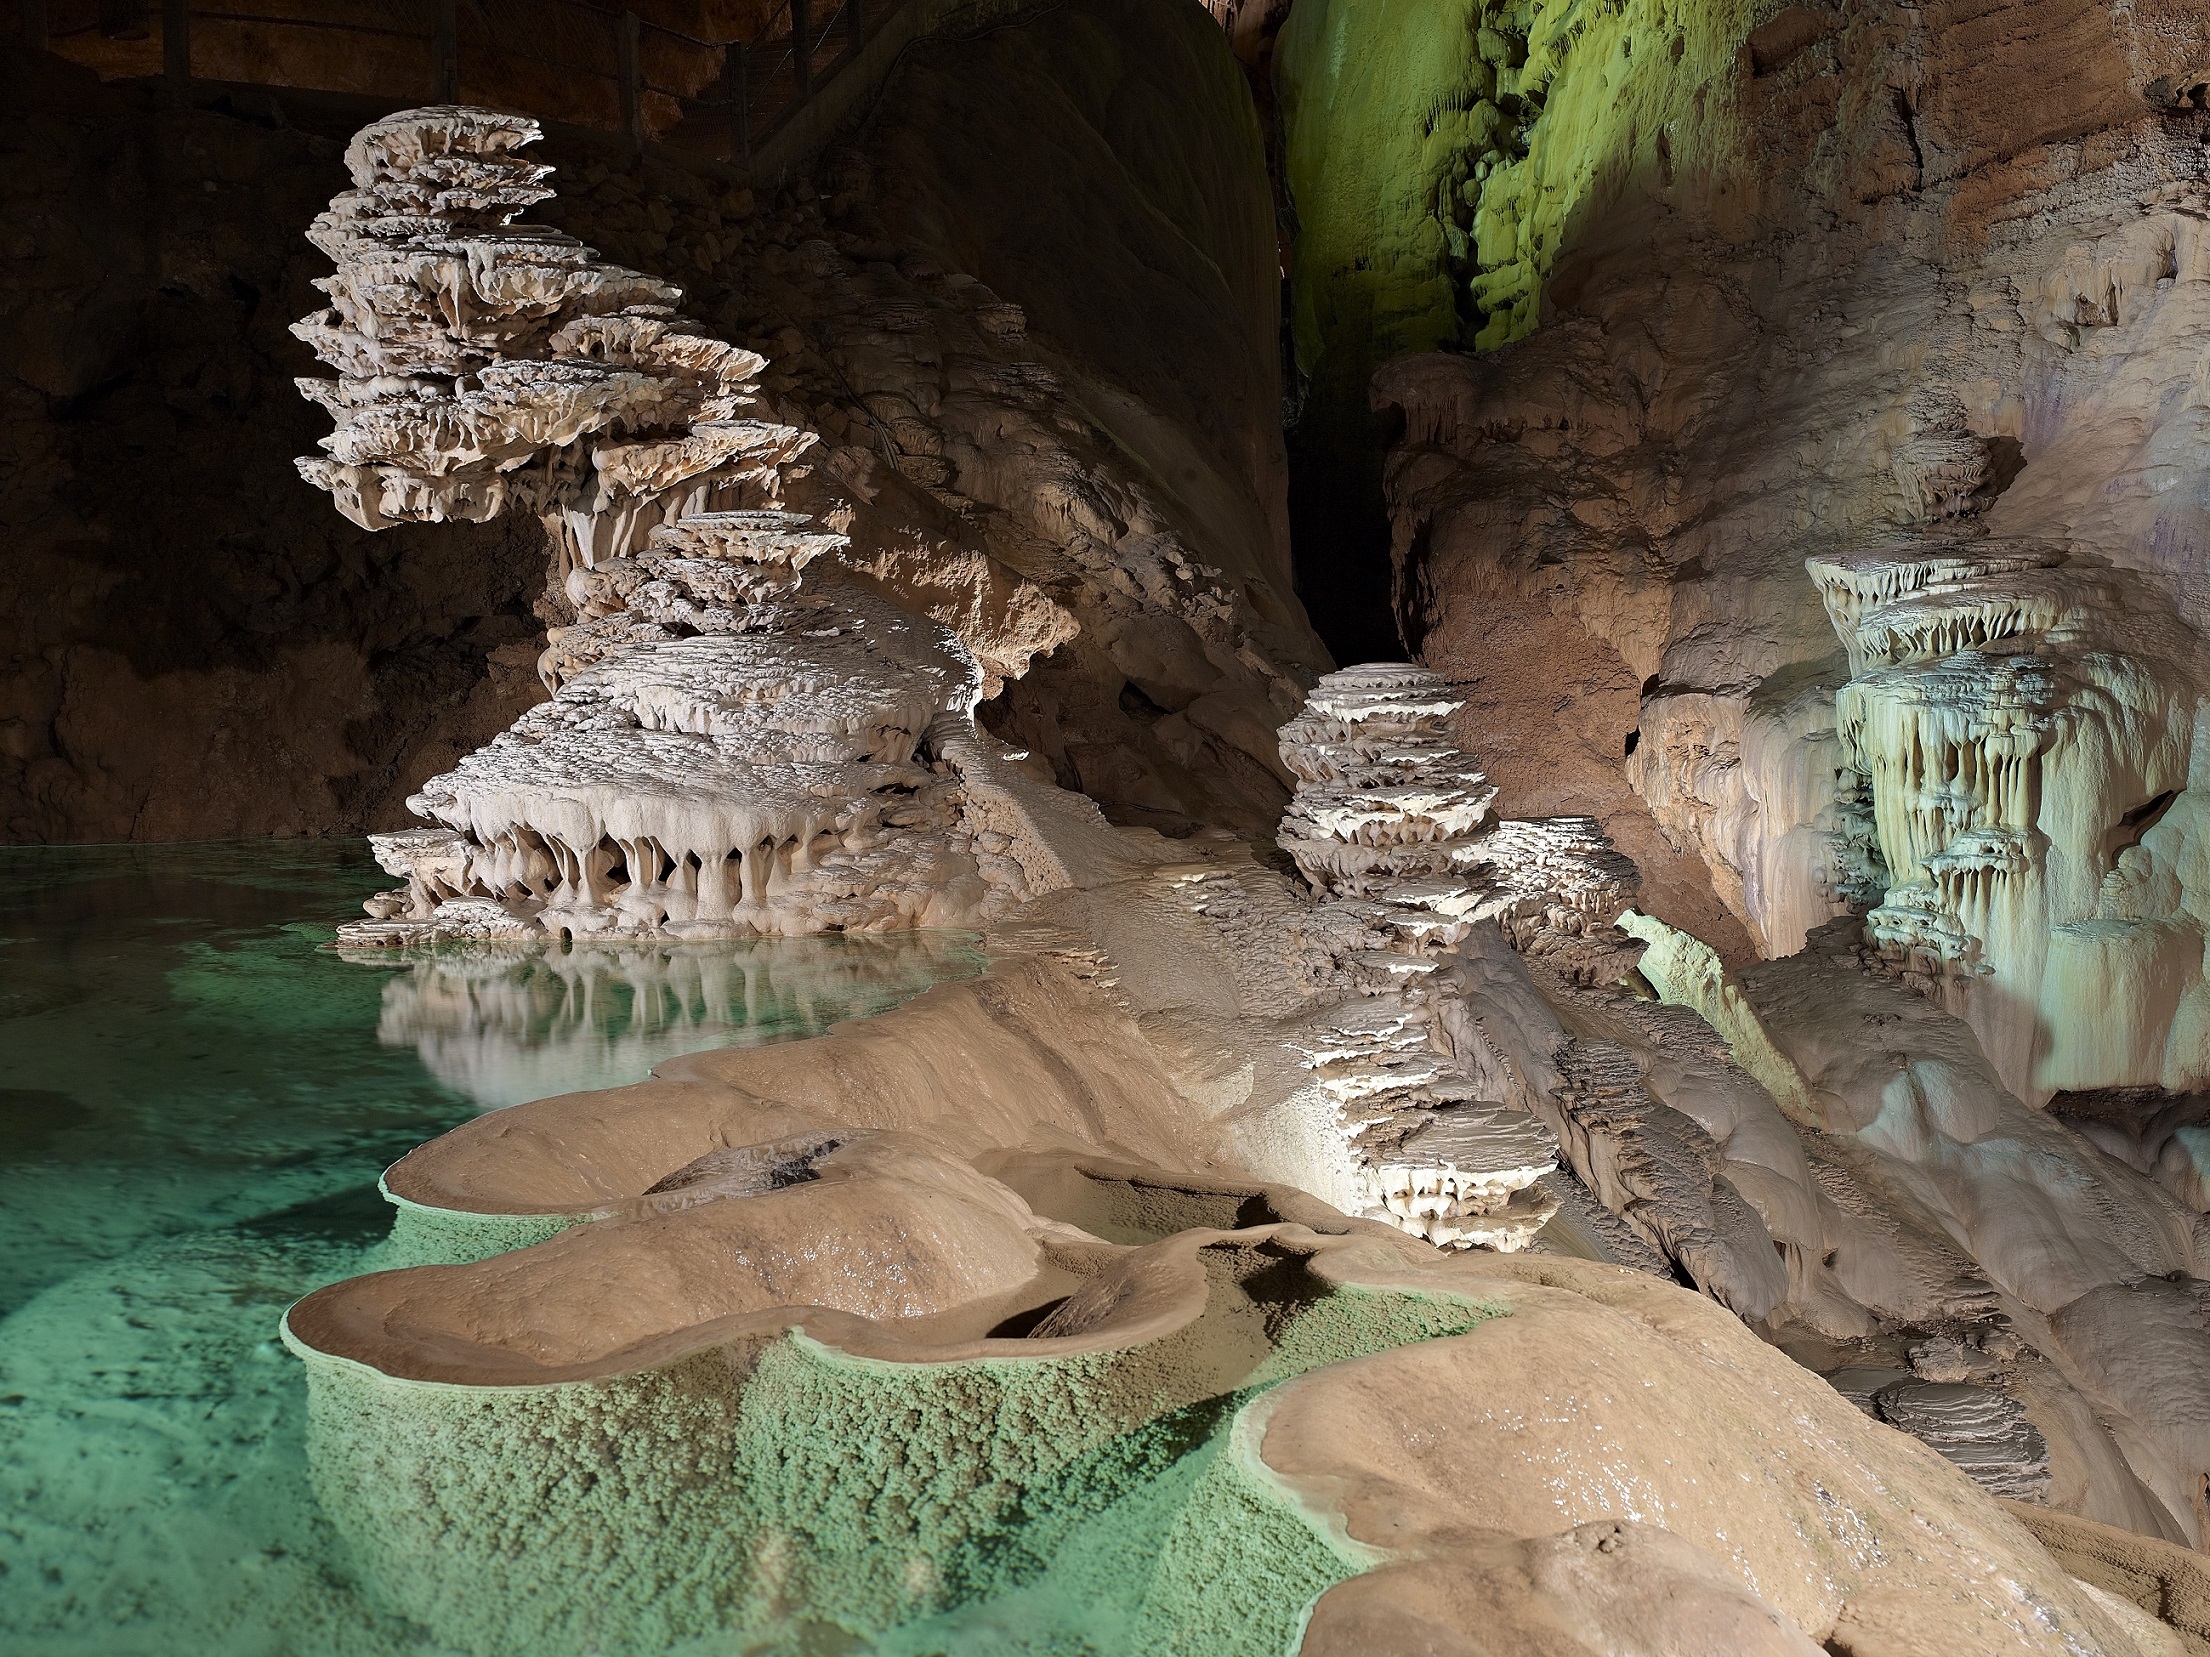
top-left (295, 108), bottom-right (1094, 945)
top-left (359, 572), bottom-right (991, 943)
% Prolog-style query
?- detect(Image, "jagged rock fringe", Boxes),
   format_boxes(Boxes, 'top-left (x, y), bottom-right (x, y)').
top-left (293, 108), bottom-right (799, 565)
top-left (1808, 535), bottom-right (2210, 1099)
top-left (292, 108), bottom-right (1045, 944)
top-left (1269, 663), bottom-right (1642, 1250)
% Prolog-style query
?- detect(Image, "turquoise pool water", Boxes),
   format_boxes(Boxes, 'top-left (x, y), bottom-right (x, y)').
top-left (0, 843), bottom-right (984, 1655)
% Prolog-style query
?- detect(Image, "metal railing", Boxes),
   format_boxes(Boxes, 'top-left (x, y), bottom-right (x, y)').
top-left (21, 0), bottom-right (908, 170)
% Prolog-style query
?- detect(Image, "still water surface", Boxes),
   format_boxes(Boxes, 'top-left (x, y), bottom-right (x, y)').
top-left (0, 842), bottom-right (982, 1654)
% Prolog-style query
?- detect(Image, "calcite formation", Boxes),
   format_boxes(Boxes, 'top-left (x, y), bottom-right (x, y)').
top-left (1269, 663), bottom-right (1645, 1250)
top-left (1829, 1364), bottom-right (2053, 1503)
top-left (1808, 535), bottom-right (2210, 1098)
top-left (294, 108), bottom-right (1052, 944)
top-left (1624, 908), bottom-right (2210, 1539)
top-left (293, 107), bottom-right (798, 567)
top-left (1277, 663), bottom-right (1639, 965)
top-left (279, 1154), bottom-right (2170, 1657)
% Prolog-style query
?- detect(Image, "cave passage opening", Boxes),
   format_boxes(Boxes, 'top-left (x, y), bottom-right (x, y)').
top-left (1285, 407), bottom-right (1406, 667)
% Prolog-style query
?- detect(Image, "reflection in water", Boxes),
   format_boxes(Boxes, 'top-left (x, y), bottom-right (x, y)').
top-left (361, 934), bottom-right (985, 1109)
top-left (0, 844), bottom-right (991, 1656)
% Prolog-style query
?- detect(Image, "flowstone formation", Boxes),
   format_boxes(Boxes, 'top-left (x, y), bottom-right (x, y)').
top-left (272, 669), bottom-right (2207, 1650)
top-left (1619, 909), bottom-right (2210, 1542)
top-left (1270, 664), bottom-right (1638, 1249)
top-left (1808, 535), bottom-right (2210, 1100)
top-left (293, 108), bottom-right (1058, 944)
top-left (276, 1135), bottom-right (2191, 1657)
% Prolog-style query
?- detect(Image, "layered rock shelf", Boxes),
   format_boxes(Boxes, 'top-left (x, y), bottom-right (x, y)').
top-left (355, 554), bottom-right (995, 944)
top-left (1830, 1364), bottom-right (2053, 1504)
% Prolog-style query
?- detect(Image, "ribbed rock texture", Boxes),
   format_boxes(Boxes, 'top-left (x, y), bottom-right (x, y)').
top-left (292, 108), bottom-right (1023, 943)
top-left (292, 106), bottom-right (798, 561)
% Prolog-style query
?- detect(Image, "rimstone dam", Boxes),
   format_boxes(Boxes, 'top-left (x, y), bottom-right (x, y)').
top-left (14, 1), bottom-right (2210, 1653)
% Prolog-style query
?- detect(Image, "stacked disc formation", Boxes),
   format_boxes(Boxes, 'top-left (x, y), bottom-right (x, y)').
top-left (292, 105), bottom-right (801, 551)
top-left (1273, 664), bottom-right (1593, 1250)
top-left (1278, 664), bottom-right (1637, 958)
top-left (293, 108), bottom-right (1016, 948)
top-left (356, 504), bottom-right (994, 946)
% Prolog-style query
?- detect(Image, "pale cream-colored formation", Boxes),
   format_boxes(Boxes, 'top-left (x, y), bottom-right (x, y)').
top-left (353, 558), bottom-right (996, 943)
top-left (294, 108), bottom-right (1095, 945)
top-left (270, 641), bottom-right (2205, 1654)
top-left (1624, 907), bottom-right (2210, 1545)
top-left (1805, 535), bottom-right (2210, 1101)
top-left (294, 107), bottom-right (796, 563)
top-left (1266, 663), bottom-right (1648, 1250)
top-left (276, 889), bottom-right (2188, 1657)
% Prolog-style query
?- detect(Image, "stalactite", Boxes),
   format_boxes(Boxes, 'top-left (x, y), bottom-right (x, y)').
top-left (1810, 536), bottom-right (2208, 1094)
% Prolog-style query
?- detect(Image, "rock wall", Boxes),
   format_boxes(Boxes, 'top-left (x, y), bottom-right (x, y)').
top-left (1327, 1), bottom-right (2210, 1067)
top-left (832, 0), bottom-right (1332, 835)
top-left (1, 61), bottom-right (550, 842)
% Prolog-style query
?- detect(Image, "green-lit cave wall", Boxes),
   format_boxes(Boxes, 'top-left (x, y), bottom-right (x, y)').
top-left (1272, 0), bottom-right (1762, 652)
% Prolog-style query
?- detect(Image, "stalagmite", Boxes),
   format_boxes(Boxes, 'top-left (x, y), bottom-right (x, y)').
top-left (293, 108), bottom-right (1059, 945)
top-left (1269, 663), bottom-right (1646, 1250)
